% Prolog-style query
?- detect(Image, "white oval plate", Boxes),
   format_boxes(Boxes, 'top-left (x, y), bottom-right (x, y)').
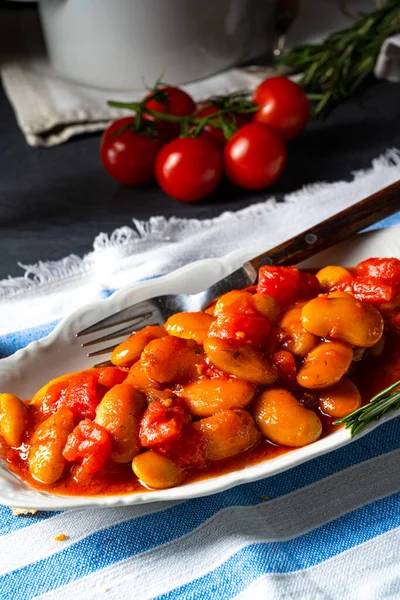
top-left (1, 227), bottom-right (399, 510)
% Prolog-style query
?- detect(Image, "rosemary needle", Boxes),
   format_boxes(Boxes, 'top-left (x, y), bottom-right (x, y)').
top-left (334, 379), bottom-right (400, 437)
top-left (278, 0), bottom-right (400, 117)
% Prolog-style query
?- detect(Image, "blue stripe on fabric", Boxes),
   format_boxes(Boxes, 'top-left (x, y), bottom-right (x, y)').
top-left (0, 418), bottom-right (398, 599)
top-left (0, 506), bottom-right (60, 536)
top-left (364, 211), bottom-right (400, 230)
top-left (0, 320), bottom-right (60, 359)
top-left (156, 492), bottom-right (400, 600)
top-left (99, 289), bottom-right (117, 300)
top-left (0, 290), bottom-right (118, 358)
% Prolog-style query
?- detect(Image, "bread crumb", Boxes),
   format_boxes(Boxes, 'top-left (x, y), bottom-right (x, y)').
top-left (54, 533), bottom-right (68, 542)
top-left (11, 507), bottom-right (38, 517)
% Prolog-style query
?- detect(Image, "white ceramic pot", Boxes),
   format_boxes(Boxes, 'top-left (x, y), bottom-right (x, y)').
top-left (38, 0), bottom-right (277, 90)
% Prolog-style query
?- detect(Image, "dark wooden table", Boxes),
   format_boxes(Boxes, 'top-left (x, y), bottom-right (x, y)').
top-left (1, 76), bottom-right (400, 279)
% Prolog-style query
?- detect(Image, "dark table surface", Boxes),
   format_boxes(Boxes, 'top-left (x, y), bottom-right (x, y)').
top-left (1, 76), bottom-right (400, 280)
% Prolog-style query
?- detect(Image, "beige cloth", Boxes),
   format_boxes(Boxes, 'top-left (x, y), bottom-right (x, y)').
top-left (0, 62), bottom-right (266, 147)
top-left (374, 34), bottom-right (400, 83)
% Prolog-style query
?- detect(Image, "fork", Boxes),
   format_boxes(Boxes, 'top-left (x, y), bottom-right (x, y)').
top-left (78, 179), bottom-right (400, 365)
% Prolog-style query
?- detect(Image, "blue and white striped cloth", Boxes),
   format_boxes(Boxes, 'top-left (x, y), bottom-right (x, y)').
top-left (1, 159), bottom-right (400, 599)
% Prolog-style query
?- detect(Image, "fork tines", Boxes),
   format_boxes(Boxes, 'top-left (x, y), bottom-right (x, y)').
top-left (77, 304), bottom-right (155, 338)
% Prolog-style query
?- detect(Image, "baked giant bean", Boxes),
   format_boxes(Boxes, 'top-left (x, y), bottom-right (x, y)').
top-left (95, 383), bottom-right (143, 462)
top-left (165, 311), bottom-right (214, 344)
top-left (0, 393), bottom-right (28, 447)
top-left (318, 377), bottom-right (361, 418)
top-left (301, 295), bottom-right (383, 348)
top-left (193, 409), bottom-right (261, 460)
top-left (141, 336), bottom-right (205, 383)
top-left (125, 362), bottom-right (162, 392)
top-left (252, 388), bottom-right (322, 446)
top-left (279, 306), bottom-right (318, 356)
top-left (316, 265), bottom-right (352, 290)
top-left (297, 341), bottom-right (353, 390)
top-left (214, 290), bottom-right (253, 314)
top-left (204, 338), bottom-right (277, 385)
top-left (111, 326), bottom-right (166, 367)
top-left (177, 377), bottom-right (255, 417)
top-left (132, 450), bottom-right (184, 489)
top-left (252, 293), bottom-right (280, 322)
top-left (28, 408), bottom-right (74, 484)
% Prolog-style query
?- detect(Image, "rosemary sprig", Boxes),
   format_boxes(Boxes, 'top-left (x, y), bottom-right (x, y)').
top-left (334, 379), bottom-right (400, 437)
top-left (278, 0), bottom-right (400, 117)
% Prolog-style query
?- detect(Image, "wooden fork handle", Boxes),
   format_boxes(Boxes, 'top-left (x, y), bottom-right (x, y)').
top-left (249, 179), bottom-right (400, 271)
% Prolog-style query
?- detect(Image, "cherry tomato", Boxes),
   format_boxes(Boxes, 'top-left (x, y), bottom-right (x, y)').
top-left (253, 77), bottom-right (309, 139)
top-left (63, 419), bottom-right (112, 474)
top-left (257, 266), bottom-right (300, 305)
top-left (195, 103), bottom-right (250, 149)
top-left (144, 86), bottom-right (196, 138)
top-left (100, 117), bottom-right (163, 185)
top-left (144, 86), bottom-right (196, 118)
top-left (223, 123), bottom-right (287, 190)
top-left (155, 136), bottom-right (223, 202)
top-left (100, 116), bottom-right (135, 149)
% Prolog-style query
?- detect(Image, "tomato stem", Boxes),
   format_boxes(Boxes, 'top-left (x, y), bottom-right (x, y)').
top-left (108, 101), bottom-right (186, 123)
top-left (107, 92), bottom-right (259, 140)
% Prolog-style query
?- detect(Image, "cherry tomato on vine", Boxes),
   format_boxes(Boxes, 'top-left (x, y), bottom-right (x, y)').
top-left (155, 136), bottom-right (223, 202)
top-left (223, 122), bottom-right (287, 190)
top-left (144, 86), bottom-right (196, 138)
top-left (253, 77), bottom-right (309, 140)
top-left (100, 117), bottom-right (163, 185)
top-left (144, 86), bottom-right (196, 117)
top-left (195, 103), bottom-right (250, 149)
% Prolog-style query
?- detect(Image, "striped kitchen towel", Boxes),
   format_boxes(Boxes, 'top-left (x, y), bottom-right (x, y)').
top-left (0, 151), bottom-right (400, 600)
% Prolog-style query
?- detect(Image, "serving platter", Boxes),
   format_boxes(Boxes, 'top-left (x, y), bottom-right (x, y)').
top-left (0, 226), bottom-right (399, 510)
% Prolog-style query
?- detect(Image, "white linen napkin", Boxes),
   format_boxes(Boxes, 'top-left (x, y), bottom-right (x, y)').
top-left (1, 148), bottom-right (399, 336)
